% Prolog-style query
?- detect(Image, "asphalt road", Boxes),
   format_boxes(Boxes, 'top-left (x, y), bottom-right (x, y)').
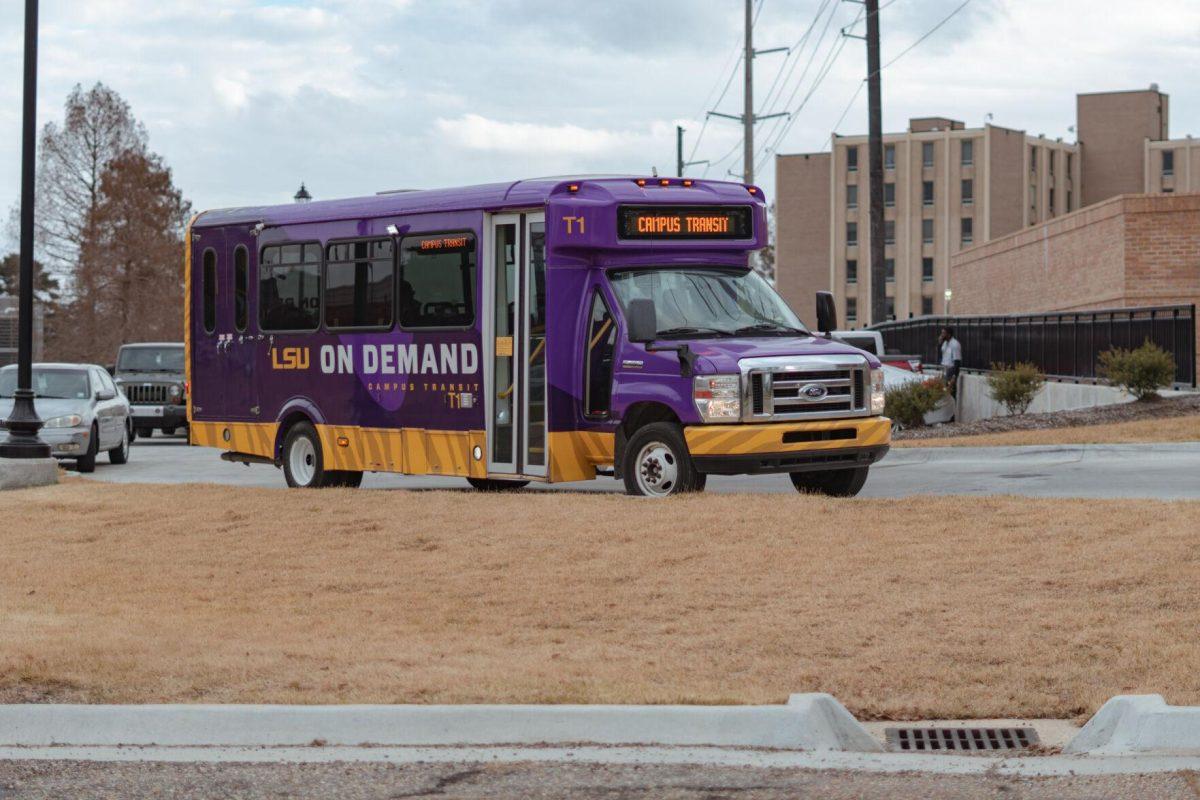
top-left (2, 760), bottom-right (1197, 800)
top-left (81, 434), bottom-right (1200, 500)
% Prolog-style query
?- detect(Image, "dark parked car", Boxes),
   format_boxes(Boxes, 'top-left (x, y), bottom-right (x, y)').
top-left (112, 342), bottom-right (187, 439)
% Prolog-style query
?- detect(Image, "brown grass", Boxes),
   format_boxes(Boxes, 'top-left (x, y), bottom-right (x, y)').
top-left (2, 481), bottom-right (1200, 720)
top-left (896, 414), bottom-right (1200, 448)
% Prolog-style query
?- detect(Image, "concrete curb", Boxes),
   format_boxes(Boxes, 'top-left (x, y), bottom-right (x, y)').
top-left (0, 457), bottom-right (58, 491)
top-left (0, 693), bottom-right (881, 752)
top-left (1064, 695), bottom-right (1200, 755)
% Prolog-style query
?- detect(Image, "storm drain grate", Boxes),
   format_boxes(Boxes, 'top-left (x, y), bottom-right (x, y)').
top-left (884, 727), bottom-right (1039, 752)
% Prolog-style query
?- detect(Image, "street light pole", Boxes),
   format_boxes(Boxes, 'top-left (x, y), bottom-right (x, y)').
top-left (1, 0), bottom-right (50, 460)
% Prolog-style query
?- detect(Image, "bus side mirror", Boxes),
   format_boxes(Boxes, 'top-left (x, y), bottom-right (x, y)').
top-left (815, 291), bottom-right (837, 336)
top-left (626, 299), bottom-right (658, 343)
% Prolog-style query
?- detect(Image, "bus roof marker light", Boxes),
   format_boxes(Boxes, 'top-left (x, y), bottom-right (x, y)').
top-left (568, 183), bottom-right (580, 193)
top-left (747, 186), bottom-right (759, 195)
top-left (682, 179), bottom-right (694, 187)
top-left (635, 178), bottom-right (647, 187)
top-left (659, 178), bottom-right (670, 186)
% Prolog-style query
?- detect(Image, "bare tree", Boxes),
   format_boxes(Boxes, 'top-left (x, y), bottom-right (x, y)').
top-left (56, 152), bottom-right (191, 362)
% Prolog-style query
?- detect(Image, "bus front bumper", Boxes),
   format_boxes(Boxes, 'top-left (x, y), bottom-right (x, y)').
top-left (684, 417), bottom-right (891, 476)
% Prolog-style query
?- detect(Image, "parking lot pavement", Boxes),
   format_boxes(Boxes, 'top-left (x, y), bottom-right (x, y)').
top-left (2, 760), bottom-right (1197, 800)
top-left (79, 435), bottom-right (1200, 500)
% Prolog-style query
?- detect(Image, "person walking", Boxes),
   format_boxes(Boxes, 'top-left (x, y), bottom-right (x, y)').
top-left (939, 326), bottom-right (962, 396)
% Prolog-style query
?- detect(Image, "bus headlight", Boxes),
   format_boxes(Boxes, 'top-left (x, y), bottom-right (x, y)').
top-left (870, 368), bottom-right (886, 415)
top-left (694, 375), bottom-right (741, 422)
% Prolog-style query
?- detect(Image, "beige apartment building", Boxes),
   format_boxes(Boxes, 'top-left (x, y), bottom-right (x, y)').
top-left (776, 88), bottom-right (1173, 327)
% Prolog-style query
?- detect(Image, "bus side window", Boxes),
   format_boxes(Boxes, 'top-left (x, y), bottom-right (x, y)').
top-left (584, 290), bottom-right (616, 419)
top-left (202, 248), bottom-right (217, 334)
top-left (233, 245), bottom-right (249, 332)
top-left (259, 243), bottom-right (322, 332)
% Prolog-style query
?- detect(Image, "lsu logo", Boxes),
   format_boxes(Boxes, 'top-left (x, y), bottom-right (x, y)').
top-left (271, 346), bottom-right (310, 370)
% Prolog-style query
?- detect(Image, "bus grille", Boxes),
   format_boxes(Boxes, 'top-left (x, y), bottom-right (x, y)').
top-left (122, 383), bottom-right (170, 404)
top-left (746, 362), bottom-right (870, 421)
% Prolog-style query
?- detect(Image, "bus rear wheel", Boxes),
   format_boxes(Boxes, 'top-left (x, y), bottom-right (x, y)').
top-left (282, 422), bottom-right (360, 489)
top-left (789, 467), bottom-right (869, 497)
top-left (467, 477), bottom-right (529, 492)
top-left (622, 422), bottom-right (703, 497)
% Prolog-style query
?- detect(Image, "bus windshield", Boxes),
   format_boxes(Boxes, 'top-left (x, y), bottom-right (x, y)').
top-left (608, 267), bottom-right (808, 339)
top-left (118, 346), bottom-right (184, 372)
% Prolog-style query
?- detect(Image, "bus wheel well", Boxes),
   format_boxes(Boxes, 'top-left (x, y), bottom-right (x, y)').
top-left (614, 403), bottom-right (680, 479)
top-left (275, 412), bottom-right (315, 464)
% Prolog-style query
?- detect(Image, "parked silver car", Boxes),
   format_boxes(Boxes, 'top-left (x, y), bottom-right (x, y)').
top-left (0, 363), bottom-right (132, 472)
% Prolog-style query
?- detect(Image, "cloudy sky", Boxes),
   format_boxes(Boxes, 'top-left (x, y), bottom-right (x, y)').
top-left (1, 0), bottom-right (1198, 246)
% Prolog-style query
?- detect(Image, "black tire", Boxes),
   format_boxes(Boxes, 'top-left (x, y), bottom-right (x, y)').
top-left (789, 467), bottom-right (870, 497)
top-left (328, 471), bottom-right (364, 489)
top-left (108, 423), bottom-right (131, 465)
top-left (621, 421), bottom-right (702, 497)
top-left (161, 427), bottom-right (177, 436)
top-left (467, 477), bottom-right (530, 492)
top-left (281, 422), bottom-right (334, 488)
top-left (76, 425), bottom-right (98, 473)
top-left (137, 427), bottom-right (153, 439)
top-left (691, 472), bottom-right (708, 493)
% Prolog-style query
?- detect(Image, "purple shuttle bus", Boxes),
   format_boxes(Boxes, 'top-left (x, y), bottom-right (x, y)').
top-left (185, 177), bottom-right (890, 496)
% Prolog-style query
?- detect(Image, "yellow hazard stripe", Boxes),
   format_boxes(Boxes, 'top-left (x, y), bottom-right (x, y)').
top-left (548, 430), bottom-right (615, 483)
top-left (684, 417), bottom-right (891, 456)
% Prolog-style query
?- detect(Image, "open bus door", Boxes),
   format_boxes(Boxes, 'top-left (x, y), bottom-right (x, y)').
top-left (484, 212), bottom-right (547, 479)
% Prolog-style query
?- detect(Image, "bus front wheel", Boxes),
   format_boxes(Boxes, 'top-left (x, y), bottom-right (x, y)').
top-left (622, 422), bottom-right (704, 497)
top-left (282, 422), bottom-right (361, 489)
top-left (789, 467), bottom-right (869, 497)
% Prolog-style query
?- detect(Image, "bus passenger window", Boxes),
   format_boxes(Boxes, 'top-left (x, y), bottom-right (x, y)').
top-left (584, 291), bottom-right (615, 418)
top-left (325, 239), bottom-right (394, 329)
top-left (398, 233), bottom-right (476, 328)
top-left (259, 243), bottom-right (322, 331)
top-left (202, 248), bottom-right (217, 334)
top-left (233, 246), bottom-right (248, 332)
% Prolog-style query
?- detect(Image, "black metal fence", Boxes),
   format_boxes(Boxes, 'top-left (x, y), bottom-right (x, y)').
top-left (871, 305), bottom-right (1197, 388)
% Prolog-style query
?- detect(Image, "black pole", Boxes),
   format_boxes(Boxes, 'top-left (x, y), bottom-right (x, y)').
top-left (676, 125), bottom-right (684, 178)
top-left (865, 0), bottom-right (886, 327)
top-left (1, 0), bottom-right (50, 460)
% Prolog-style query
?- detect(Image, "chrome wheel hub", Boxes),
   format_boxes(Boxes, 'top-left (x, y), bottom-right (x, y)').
top-left (289, 436), bottom-right (317, 486)
top-left (635, 441), bottom-right (678, 497)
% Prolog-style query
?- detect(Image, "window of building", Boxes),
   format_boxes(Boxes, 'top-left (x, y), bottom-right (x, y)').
top-left (922, 180), bottom-right (934, 206)
top-left (1066, 152), bottom-right (1073, 177)
top-left (961, 217), bottom-right (974, 246)
top-left (846, 259), bottom-right (857, 284)
top-left (885, 297), bottom-right (895, 320)
top-left (922, 141), bottom-right (934, 167)
top-left (922, 257), bottom-right (934, 282)
top-left (325, 238), bottom-right (394, 329)
top-left (847, 146), bottom-right (858, 172)
top-left (1163, 149), bottom-right (1175, 177)
top-left (961, 139), bottom-right (974, 166)
top-left (260, 243), bottom-right (322, 332)
top-left (233, 246), bottom-right (248, 332)
top-left (847, 221), bottom-right (858, 246)
top-left (922, 218), bottom-right (934, 244)
top-left (846, 184), bottom-right (858, 209)
top-left (884, 182), bottom-right (895, 207)
top-left (922, 296), bottom-right (933, 316)
top-left (1030, 147), bottom-right (1037, 172)
top-left (961, 178), bottom-right (973, 205)
top-left (202, 248), bottom-right (217, 334)
top-left (885, 258), bottom-right (895, 282)
top-left (845, 297), bottom-right (857, 323)
top-left (1066, 190), bottom-right (1073, 213)
top-left (398, 232), bottom-right (477, 328)
top-left (584, 291), bottom-right (615, 419)
top-left (884, 220), bottom-right (895, 245)
top-left (1048, 191), bottom-right (1055, 217)
top-left (884, 144), bottom-right (895, 169)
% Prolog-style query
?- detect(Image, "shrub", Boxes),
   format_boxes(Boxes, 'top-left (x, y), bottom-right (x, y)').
top-left (986, 362), bottom-right (1045, 416)
top-left (884, 378), bottom-right (948, 428)
top-left (1099, 339), bottom-right (1176, 400)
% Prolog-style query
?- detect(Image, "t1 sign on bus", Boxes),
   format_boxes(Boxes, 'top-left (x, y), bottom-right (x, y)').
top-left (617, 205), bottom-right (752, 240)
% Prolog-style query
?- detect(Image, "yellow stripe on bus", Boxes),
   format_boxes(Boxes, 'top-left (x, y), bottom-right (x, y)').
top-left (684, 417), bottom-right (891, 456)
top-left (548, 430), bottom-right (615, 483)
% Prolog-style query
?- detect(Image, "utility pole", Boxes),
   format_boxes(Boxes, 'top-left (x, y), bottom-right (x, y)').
top-left (865, 0), bottom-right (886, 326)
top-left (708, 0), bottom-right (787, 184)
top-left (675, 125), bottom-right (710, 177)
top-left (1, 0), bottom-right (50, 461)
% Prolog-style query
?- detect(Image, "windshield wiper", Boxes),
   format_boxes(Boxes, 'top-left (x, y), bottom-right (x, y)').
top-left (654, 326), bottom-right (726, 339)
top-left (728, 322), bottom-right (809, 337)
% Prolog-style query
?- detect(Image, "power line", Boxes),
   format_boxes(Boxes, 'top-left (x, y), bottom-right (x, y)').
top-left (756, 0), bottom-right (837, 121)
top-left (879, 0), bottom-right (973, 74)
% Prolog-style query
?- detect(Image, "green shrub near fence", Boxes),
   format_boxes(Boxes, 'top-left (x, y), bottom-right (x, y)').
top-left (986, 362), bottom-right (1045, 416)
top-left (1099, 339), bottom-right (1177, 400)
top-left (884, 378), bottom-right (948, 428)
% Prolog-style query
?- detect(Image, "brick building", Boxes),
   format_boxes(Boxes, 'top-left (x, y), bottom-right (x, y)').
top-left (950, 193), bottom-right (1200, 373)
top-left (775, 87), bottom-right (1187, 327)
top-left (0, 296), bottom-right (45, 368)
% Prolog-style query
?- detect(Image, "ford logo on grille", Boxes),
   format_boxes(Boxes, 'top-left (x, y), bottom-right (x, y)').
top-left (800, 383), bottom-right (829, 401)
